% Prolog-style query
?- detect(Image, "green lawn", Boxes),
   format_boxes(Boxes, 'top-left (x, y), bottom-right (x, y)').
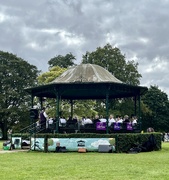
top-left (0, 140), bottom-right (169, 180)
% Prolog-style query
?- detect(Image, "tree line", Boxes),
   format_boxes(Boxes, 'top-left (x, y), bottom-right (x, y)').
top-left (1, 44), bottom-right (169, 139)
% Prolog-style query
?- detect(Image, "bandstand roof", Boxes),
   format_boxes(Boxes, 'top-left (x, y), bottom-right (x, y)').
top-left (25, 64), bottom-right (148, 100)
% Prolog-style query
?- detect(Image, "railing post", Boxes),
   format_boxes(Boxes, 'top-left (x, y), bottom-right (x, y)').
top-left (106, 92), bottom-right (109, 134)
top-left (54, 89), bottom-right (60, 133)
top-left (44, 135), bottom-right (48, 153)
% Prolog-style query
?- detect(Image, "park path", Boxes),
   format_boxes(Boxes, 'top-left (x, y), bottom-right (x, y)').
top-left (0, 149), bottom-right (28, 154)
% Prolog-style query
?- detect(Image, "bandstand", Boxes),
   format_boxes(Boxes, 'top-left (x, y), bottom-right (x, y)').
top-left (25, 63), bottom-right (148, 134)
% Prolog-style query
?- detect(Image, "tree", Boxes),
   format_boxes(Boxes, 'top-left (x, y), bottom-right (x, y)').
top-left (82, 43), bottom-right (141, 85)
top-left (142, 85), bottom-right (169, 132)
top-left (37, 66), bottom-right (67, 84)
top-left (0, 51), bottom-right (40, 139)
top-left (48, 53), bottom-right (76, 68)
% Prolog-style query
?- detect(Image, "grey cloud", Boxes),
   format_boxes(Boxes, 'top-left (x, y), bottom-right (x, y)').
top-left (1, 0), bottom-right (169, 96)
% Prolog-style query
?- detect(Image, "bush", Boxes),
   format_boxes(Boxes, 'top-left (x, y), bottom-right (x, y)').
top-left (115, 133), bottom-right (161, 152)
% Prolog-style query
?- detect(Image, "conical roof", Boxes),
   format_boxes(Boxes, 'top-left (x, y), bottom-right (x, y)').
top-left (51, 63), bottom-right (123, 83)
top-left (25, 63), bottom-right (147, 99)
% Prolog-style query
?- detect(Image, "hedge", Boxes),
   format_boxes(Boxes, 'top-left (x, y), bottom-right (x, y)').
top-left (12, 132), bottom-right (162, 153)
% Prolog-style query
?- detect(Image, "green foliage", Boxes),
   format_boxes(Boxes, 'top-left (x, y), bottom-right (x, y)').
top-left (73, 100), bottom-right (98, 119)
top-left (37, 66), bottom-right (67, 84)
top-left (82, 43), bottom-right (142, 85)
top-left (48, 52), bottom-right (76, 68)
top-left (142, 85), bottom-right (169, 132)
top-left (0, 51), bottom-right (40, 139)
top-left (116, 133), bottom-right (161, 153)
top-left (118, 99), bottom-right (135, 117)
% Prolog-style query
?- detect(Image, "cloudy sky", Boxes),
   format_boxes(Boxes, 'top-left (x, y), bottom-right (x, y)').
top-left (0, 0), bottom-right (169, 96)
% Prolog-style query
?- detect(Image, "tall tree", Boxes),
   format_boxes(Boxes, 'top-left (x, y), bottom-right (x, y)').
top-left (142, 85), bottom-right (169, 131)
top-left (0, 51), bottom-right (39, 139)
top-left (48, 53), bottom-right (76, 68)
top-left (82, 44), bottom-right (141, 85)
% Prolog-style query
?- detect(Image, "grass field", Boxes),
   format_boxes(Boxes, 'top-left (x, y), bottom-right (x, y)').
top-left (0, 140), bottom-right (169, 180)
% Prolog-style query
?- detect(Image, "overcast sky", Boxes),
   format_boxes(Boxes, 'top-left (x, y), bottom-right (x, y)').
top-left (0, 0), bottom-right (169, 97)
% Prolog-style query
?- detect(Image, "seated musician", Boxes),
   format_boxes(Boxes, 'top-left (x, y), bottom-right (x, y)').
top-left (93, 115), bottom-right (100, 125)
top-left (108, 114), bottom-right (115, 126)
top-left (59, 116), bottom-right (66, 127)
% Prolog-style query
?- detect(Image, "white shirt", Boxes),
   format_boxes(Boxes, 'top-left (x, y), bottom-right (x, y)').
top-left (43, 111), bottom-right (48, 119)
top-left (84, 118), bottom-right (93, 124)
top-left (81, 118), bottom-right (85, 126)
top-left (59, 118), bottom-right (66, 126)
top-left (99, 118), bottom-right (107, 123)
top-left (108, 118), bottom-right (115, 126)
top-left (48, 118), bottom-right (53, 124)
top-left (116, 118), bottom-right (123, 123)
top-left (132, 119), bottom-right (137, 124)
